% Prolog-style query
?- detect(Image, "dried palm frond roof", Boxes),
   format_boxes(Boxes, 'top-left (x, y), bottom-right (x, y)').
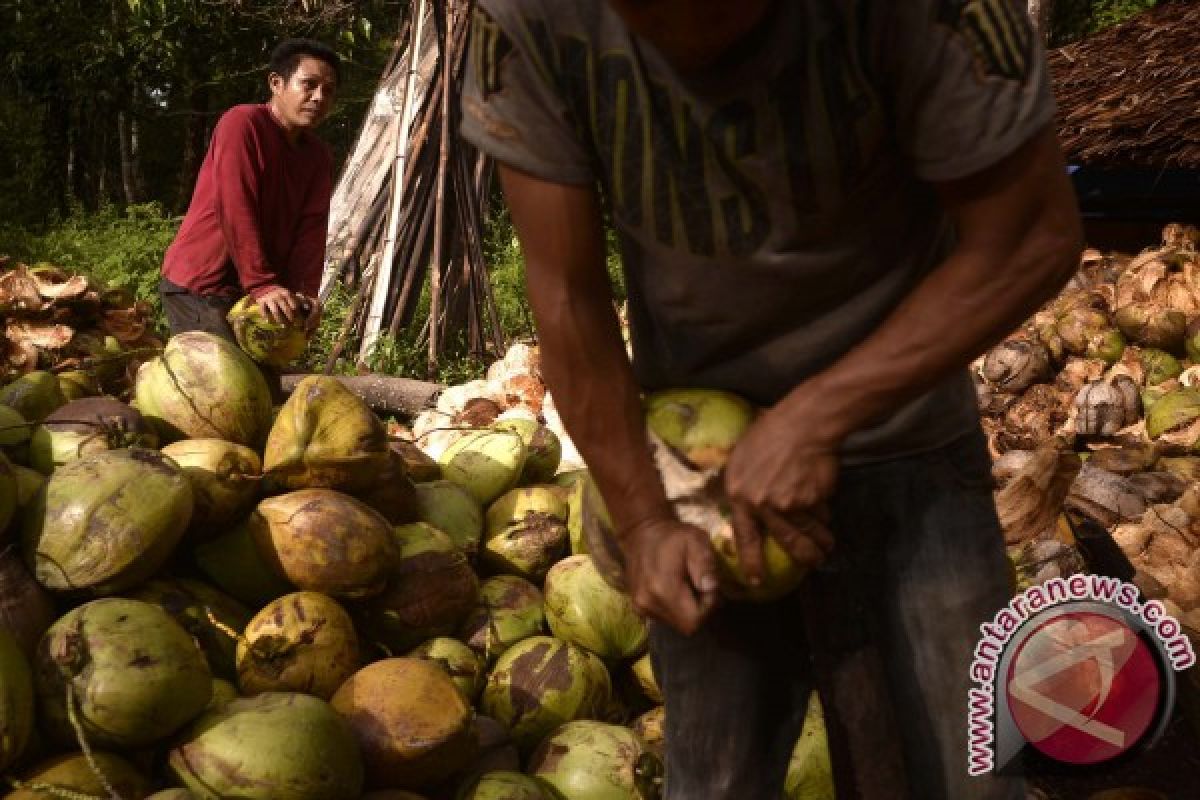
top-left (1049, 1), bottom-right (1200, 169)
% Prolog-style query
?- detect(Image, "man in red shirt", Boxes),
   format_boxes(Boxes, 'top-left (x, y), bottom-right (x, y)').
top-left (160, 38), bottom-right (338, 339)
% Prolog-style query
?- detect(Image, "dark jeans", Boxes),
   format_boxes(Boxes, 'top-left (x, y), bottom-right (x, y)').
top-left (650, 427), bottom-right (1024, 800)
top-left (159, 277), bottom-right (238, 341)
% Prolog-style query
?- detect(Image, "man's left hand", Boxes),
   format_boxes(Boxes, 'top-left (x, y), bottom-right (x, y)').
top-left (723, 389), bottom-right (841, 586)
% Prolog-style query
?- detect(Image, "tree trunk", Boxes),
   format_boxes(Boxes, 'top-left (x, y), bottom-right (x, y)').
top-left (174, 83), bottom-right (210, 212)
top-left (117, 93), bottom-right (144, 206)
top-left (1028, 0), bottom-right (1052, 41)
top-left (279, 374), bottom-right (443, 416)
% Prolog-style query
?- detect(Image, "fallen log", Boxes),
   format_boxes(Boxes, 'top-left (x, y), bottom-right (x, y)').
top-left (281, 373), bottom-right (443, 417)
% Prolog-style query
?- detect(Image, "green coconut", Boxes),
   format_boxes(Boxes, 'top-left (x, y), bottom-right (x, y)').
top-left (0, 628), bottom-right (32, 771)
top-left (131, 577), bottom-right (253, 681)
top-left (784, 693), bottom-right (835, 800)
top-left (23, 448), bottom-right (193, 594)
top-left (457, 715), bottom-right (522, 791)
top-left (644, 388), bottom-right (756, 469)
top-left (629, 654), bottom-right (662, 705)
top-left (248, 489), bottom-right (397, 599)
top-left (544, 555), bottom-right (647, 661)
top-left (263, 375), bottom-right (391, 493)
top-left (146, 790), bottom-right (201, 799)
top-left (358, 523), bottom-right (479, 653)
top-left (1146, 388), bottom-right (1200, 444)
top-left (28, 396), bottom-right (157, 475)
top-left (710, 521), bottom-right (807, 602)
top-left (228, 294), bottom-right (310, 368)
top-left (237, 591), bottom-right (359, 700)
top-left (208, 678), bottom-right (239, 711)
top-left (0, 545), bottom-right (55, 660)
top-left (134, 331), bottom-right (273, 446)
top-left (440, 428), bottom-right (528, 506)
top-left (459, 575), bottom-right (546, 662)
top-left (11, 466), bottom-right (43, 510)
top-left (408, 637), bottom-right (487, 701)
top-left (0, 404), bottom-right (31, 465)
top-left (160, 438), bottom-right (262, 537)
top-left (459, 772), bottom-right (553, 800)
top-left (56, 369), bottom-right (99, 402)
top-left (1141, 348), bottom-right (1184, 386)
top-left (193, 518), bottom-right (295, 608)
top-left (414, 480), bottom-right (484, 554)
top-left (35, 598), bottom-right (212, 749)
top-left (1115, 304), bottom-right (1187, 354)
top-left (331, 658), bottom-right (475, 790)
top-left (6, 752), bottom-right (151, 800)
top-left (481, 636), bottom-right (612, 753)
top-left (554, 471), bottom-right (612, 556)
top-left (528, 720), bottom-right (663, 800)
top-left (0, 451), bottom-right (17, 538)
top-left (0, 372), bottom-right (65, 425)
top-left (493, 418), bottom-right (561, 485)
top-left (483, 487), bottom-right (570, 581)
top-left (169, 692), bottom-right (364, 800)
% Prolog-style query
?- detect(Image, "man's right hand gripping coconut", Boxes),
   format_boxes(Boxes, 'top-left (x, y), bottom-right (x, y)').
top-left (462, 0), bottom-right (1083, 798)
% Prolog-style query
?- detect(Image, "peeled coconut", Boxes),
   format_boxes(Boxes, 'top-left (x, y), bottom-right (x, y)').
top-left (784, 693), bottom-right (835, 800)
top-left (193, 518), bottom-right (295, 608)
top-left (528, 720), bottom-right (662, 800)
top-left (132, 577), bottom-right (252, 681)
top-left (7, 752), bottom-right (151, 800)
top-left (414, 479), bottom-right (484, 554)
top-left (483, 487), bottom-right (570, 580)
top-left (227, 294), bottom-right (310, 368)
top-left (0, 371), bottom-right (65, 424)
top-left (408, 637), bottom-right (487, 701)
top-left (494, 418), bottom-right (561, 485)
top-left (248, 489), bottom-right (397, 599)
top-left (644, 388), bottom-right (755, 469)
top-left (460, 771), bottom-right (553, 800)
top-left (358, 523), bottom-right (479, 653)
top-left (169, 692), bottom-right (364, 800)
top-left (481, 635), bottom-right (612, 752)
top-left (23, 448), bottom-right (193, 594)
top-left (28, 396), bottom-right (157, 474)
top-left (237, 591), bottom-right (359, 700)
top-left (161, 438), bottom-right (262, 537)
top-left (0, 545), bottom-right (55, 660)
top-left (0, 628), bottom-right (32, 771)
top-left (331, 658), bottom-right (475, 790)
top-left (263, 375), bottom-right (391, 493)
top-left (134, 331), bottom-right (272, 446)
top-left (459, 575), bottom-right (546, 661)
top-left (439, 428), bottom-right (527, 505)
top-left (545, 555), bottom-right (648, 661)
top-left (35, 598), bottom-right (212, 749)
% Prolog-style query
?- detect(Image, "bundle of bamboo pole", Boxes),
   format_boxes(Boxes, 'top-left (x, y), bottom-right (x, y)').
top-left (321, 0), bottom-right (503, 376)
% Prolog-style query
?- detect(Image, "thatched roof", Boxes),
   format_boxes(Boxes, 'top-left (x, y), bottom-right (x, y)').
top-left (1050, 1), bottom-right (1200, 169)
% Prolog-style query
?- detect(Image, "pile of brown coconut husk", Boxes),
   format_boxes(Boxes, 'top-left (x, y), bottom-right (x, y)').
top-left (977, 223), bottom-right (1200, 629)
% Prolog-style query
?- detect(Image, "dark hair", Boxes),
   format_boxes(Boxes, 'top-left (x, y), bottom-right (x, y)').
top-left (270, 38), bottom-right (341, 83)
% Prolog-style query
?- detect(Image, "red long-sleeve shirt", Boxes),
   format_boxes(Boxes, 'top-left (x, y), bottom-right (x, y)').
top-left (163, 104), bottom-right (332, 299)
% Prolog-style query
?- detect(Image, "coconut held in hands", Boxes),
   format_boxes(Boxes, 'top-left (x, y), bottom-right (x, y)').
top-left (645, 388), bottom-right (808, 601)
top-left (227, 294), bottom-right (310, 368)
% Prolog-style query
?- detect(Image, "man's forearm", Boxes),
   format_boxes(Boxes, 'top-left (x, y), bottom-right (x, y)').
top-left (533, 278), bottom-right (673, 538)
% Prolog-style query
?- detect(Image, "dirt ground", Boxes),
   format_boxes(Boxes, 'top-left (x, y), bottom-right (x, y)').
top-left (1028, 711), bottom-right (1200, 799)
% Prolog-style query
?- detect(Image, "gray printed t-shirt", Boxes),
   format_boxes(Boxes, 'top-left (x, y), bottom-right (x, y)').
top-left (461, 0), bottom-right (1055, 464)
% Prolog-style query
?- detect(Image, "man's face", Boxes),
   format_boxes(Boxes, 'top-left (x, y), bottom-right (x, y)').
top-left (605, 0), bottom-right (775, 72)
top-left (269, 56), bottom-right (338, 133)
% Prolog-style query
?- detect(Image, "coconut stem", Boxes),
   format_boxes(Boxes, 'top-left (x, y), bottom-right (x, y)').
top-left (205, 608), bottom-right (250, 649)
top-left (63, 681), bottom-right (126, 800)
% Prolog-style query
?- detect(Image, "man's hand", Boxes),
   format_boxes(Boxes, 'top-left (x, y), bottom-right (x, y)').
top-left (724, 395), bottom-right (838, 587)
top-left (622, 517), bottom-right (721, 635)
top-left (301, 296), bottom-right (323, 334)
top-left (256, 285), bottom-right (303, 325)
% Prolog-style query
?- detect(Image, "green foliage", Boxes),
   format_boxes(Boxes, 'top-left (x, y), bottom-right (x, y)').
top-left (0, 203), bottom-right (179, 332)
top-left (1050, 0), bottom-right (1159, 45)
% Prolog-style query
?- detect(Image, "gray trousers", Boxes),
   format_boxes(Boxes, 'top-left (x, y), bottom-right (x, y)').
top-left (650, 427), bottom-right (1025, 800)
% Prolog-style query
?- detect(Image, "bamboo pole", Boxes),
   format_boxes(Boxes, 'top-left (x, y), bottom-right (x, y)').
top-left (427, 0), bottom-right (455, 376)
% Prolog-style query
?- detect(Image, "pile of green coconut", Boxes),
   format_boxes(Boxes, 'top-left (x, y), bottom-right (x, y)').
top-left (0, 310), bottom-right (833, 798)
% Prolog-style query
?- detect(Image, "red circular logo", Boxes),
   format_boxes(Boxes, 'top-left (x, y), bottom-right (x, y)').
top-left (1005, 610), bottom-right (1161, 765)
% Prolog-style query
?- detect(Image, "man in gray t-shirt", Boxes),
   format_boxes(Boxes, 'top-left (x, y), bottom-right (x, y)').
top-left (463, 1), bottom-right (1082, 797)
